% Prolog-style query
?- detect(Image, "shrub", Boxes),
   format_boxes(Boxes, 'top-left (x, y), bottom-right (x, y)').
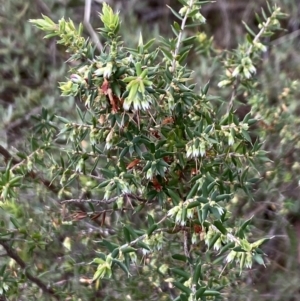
top-left (0, 0), bottom-right (285, 299)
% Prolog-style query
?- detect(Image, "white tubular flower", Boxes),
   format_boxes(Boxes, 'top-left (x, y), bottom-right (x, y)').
top-left (167, 205), bottom-right (180, 218)
top-left (226, 250), bottom-right (237, 263)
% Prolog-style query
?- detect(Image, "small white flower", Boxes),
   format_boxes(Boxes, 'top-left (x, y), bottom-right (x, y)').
top-left (228, 133), bottom-right (234, 146)
top-left (186, 145), bottom-right (193, 158)
top-left (94, 68), bottom-right (105, 76)
top-left (214, 237), bottom-right (222, 251)
top-left (187, 208), bottom-right (194, 219)
top-left (218, 80), bottom-right (232, 88)
top-left (175, 209), bottom-right (183, 224)
top-left (245, 253), bottom-right (253, 268)
top-left (167, 205), bottom-right (180, 217)
top-left (226, 250), bottom-right (237, 263)
top-left (232, 66), bottom-right (241, 77)
top-left (70, 74), bottom-right (83, 83)
top-left (179, 6), bottom-right (188, 16)
top-left (200, 143), bottom-right (206, 157)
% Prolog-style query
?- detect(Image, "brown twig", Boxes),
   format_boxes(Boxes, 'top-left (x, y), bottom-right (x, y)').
top-left (0, 239), bottom-right (60, 300)
top-left (0, 145), bottom-right (19, 165)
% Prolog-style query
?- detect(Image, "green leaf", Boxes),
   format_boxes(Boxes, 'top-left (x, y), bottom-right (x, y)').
top-left (242, 21), bottom-right (256, 37)
top-left (171, 24), bottom-right (179, 37)
top-left (137, 241), bottom-right (151, 251)
top-left (123, 227), bottom-right (131, 243)
top-left (213, 220), bottom-right (227, 235)
top-left (196, 286), bottom-right (207, 298)
top-left (147, 214), bottom-right (155, 227)
top-left (166, 5), bottom-right (183, 21)
top-left (172, 254), bottom-right (188, 262)
top-left (251, 237), bottom-right (274, 249)
top-left (192, 262), bottom-right (203, 283)
top-left (167, 189), bottom-right (181, 204)
top-left (186, 201), bottom-right (200, 209)
top-left (119, 246), bottom-right (137, 254)
top-left (237, 216), bottom-right (253, 238)
top-left (218, 242), bottom-right (235, 255)
top-left (55, 115), bottom-right (70, 124)
top-left (178, 49), bottom-right (190, 64)
top-left (201, 204), bottom-right (209, 221)
top-left (261, 7), bottom-right (268, 21)
top-left (147, 223), bottom-right (158, 236)
top-left (202, 81), bottom-right (210, 95)
top-left (239, 252), bottom-right (246, 274)
top-left (172, 281), bottom-right (191, 295)
top-left (203, 290), bottom-right (221, 296)
top-left (101, 240), bottom-right (119, 252)
top-left (124, 225), bottom-right (138, 240)
top-left (111, 248), bottom-right (120, 258)
top-left (160, 48), bottom-right (173, 61)
top-left (171, 268), bottom-right (190, 280)
top-left (182, 36), bottom-right (196, 45)
top-left (208, 233), bottom-right (221, 250)
top-left (242, 129), bottom-right (252, 143)
top-left (144, 38), bottom-right (156, 50)
top-left (10, 217), bottom-right (20, 229)
top-left (215, 194), bottom-right (231, 202)
top-left (100, 168), bottom-right (115, 178)
top-left (112, 258), bottom-right (131, 276)
top-left (177, 0), bottom-right (188, 6)
top-left (210, 207), bottom-right (221, 220)
top-left (253, 254), bottom-right (265, 266)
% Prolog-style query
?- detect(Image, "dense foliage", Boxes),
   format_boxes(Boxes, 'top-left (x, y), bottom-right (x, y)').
top-left (1, 0), bottom-right (300, 300)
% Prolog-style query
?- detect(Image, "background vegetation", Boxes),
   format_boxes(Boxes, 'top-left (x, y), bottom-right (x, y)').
top-left (1, 0), bottom-right (300, 300)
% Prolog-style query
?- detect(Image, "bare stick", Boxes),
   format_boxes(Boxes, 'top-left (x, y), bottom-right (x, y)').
top-left (84, 0), bottom-right (103, 52)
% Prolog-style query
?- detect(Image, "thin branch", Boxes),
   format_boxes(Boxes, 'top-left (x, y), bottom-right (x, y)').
top-left (68, 122), bottom-right (107, 130)
top-left (10, 148), bottom-right (41, 172)
top-left (227, 14), bottom-right (272, 113)
top-left (227, 80), bottom-right (239, 113)
top-left (53, 166), bottom-right (104, 181)
top-left (0, 240), bottom-right (60, 300)
top-left (61, 193), bottom-right (154, 205)
top-left (183, 230), bottom-right (195, 294)
top-left (110, 212), bottom-right (178, 251)
top-left (61, 198), bottom-right (116, 204)
top-left (0, 145), bottom-right (19, 165)
top-left (60, 149), bottom-right (107, 159)
top-left (171, 0), bottom-right (195, 72)
top-left (183, 230), bottom-right (190, 259)
top-left (0, 145), bottom-right (59, 193)
top-left (83, 0), bottom-right (103, 52)
top-left (119, 227), bottom-right (169, 249)
top-left (0, 147), bottom-right (108, 229)
top-left (247, 16), bottom-right (272, 56)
